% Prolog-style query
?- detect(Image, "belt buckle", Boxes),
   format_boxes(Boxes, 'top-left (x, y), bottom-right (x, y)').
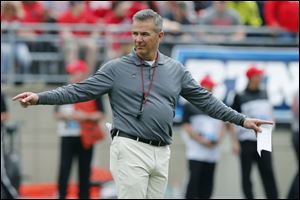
top-left (158, 141), bottom-right (161, 146)
top-left (136, 137), bottom-right (140, 142)
top-left (116, 130), bottom-right (120, 136)
top-left (149, 140), bottom-right (152, 145)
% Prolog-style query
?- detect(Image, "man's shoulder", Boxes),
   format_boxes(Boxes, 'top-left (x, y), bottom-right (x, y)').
top-left (161, 54), bottom-right (184, 69)
top-left (97, 58), bottom-right (123, 70)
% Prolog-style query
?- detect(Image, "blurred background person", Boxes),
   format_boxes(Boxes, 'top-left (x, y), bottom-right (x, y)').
top-left (54, 60), bottom-right (105, 199)
top-left (228, 65), bottom-right (278, 199)
top-left (193, 1), bottom-right (212, 17)
top-left (227, 1), bottom-right (262, 27)
top-left (198, 1), bottom-right (245, 42)
top-left (226, 1), bottom-right (264, 38)
top-left (57, 1), bottom-right (99, 74)
top-left (287, 91), bottom-right (299, 199)
top-left (103, 1), bottom-right (133, 59)
top-left (264, 1), bottom-right (299, 41)
top-left (1, 92), bottom-right (19, 199)
top-left (1, 1), bottom-right (32, 83)
top-left (162, 1), bottom-right (196, 25)
top-left (182, 76), bottom-right (225, 199)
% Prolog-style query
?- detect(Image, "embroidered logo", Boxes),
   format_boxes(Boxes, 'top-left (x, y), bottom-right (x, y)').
top-left (131, 73), bottom-right (136, 79)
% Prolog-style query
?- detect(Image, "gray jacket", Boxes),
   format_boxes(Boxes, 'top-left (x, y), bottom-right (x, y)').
top-left (38, 49), bottom-right (246, 144)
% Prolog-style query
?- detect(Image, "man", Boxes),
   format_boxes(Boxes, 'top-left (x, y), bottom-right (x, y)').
top-left (228, 65), bottom-right (278, 199)
top-left (57, 1), bottom-right (99, 74)
top-left (182, 76), bottom-right (225, 199)
top-left (287, 91), bottom-right (299, 199)
top-left (1, 92), bottom-right (18, 199)
top-left (54, 60), bottom-right (105, 199)
top-left (13, 9), bottom-right (273, 199)
top-left (198, 1), bottom-right (245, 42)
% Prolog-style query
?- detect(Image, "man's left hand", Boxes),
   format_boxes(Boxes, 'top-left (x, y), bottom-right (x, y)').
top-left (243, 118), bottom-right (274, 134)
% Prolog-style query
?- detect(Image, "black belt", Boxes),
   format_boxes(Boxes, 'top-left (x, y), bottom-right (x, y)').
top-left (111, 129), bottom-right (167, 147)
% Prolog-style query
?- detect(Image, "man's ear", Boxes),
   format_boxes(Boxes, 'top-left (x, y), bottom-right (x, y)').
top-left (158, 31), bottom-right (164, 40)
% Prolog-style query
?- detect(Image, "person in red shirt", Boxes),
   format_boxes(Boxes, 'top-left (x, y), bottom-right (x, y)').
top-left (21, 1), bottom-right (44, 24)
top-left (264, 1), bottom-right (299, 41)
top-left (264, 1), bottom-right (299, 33)
top-left (58, 1), bottom-right (99, 74)
top-left (103, 1), bottom-right (133, 58)
top-left (55, 59), bottom-right (105, 199)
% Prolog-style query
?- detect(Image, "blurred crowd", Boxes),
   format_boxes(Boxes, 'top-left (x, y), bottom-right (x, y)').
top-left (1, 2), bottom-right (299, 199)
top-left (1, 1), bottom-right (299, 80)
top-left (1, 1), bottom-right (299, 31)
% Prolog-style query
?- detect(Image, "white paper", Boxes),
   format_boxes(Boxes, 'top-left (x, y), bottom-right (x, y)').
top-left (105, 122), bottom-right (112, 133)
top-left (105, 122), bottom-right (112, 141)
top-left (257, 124), bottom-right (273, 157)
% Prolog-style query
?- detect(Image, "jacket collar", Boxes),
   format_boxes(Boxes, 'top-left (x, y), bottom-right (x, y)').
top-left (122, 48), bottom-right (166, 66)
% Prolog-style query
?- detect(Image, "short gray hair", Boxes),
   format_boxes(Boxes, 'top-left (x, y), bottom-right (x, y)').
top-left (132, 9), bottom-right (163, 32)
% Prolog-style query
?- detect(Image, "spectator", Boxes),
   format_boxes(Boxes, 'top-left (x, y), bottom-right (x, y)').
top-left (227, 1), bottom-right (262, 27)
top-left (264, 1), bottom-right (299, 33)
top-left (103, 1), bottom-right (133, 58)
top-left (58, 1), bottom-right (99, 74)
top-left (193, 1), bottom-right (212, 17)
top-left (21, 1), bottom-right (46, 38)
top-left (287, 91), bottom-right (299, 199)
top-left (228, 65), bottom-right (278, 199)
top-left (163, 2), bottom-right (192, 25)
top-left (182, 76), bottom-right (225, 199)
top-left (55, 59), bottom-right (105, 199)
top-left (162, 1), bottom-right (197, 24)
top-left (198, 1), bottom-right (245, 42)
top-left (41, 1), bottom-right (70, 22)
top-left (1, 92), bottom-right (19, 199)
top-left (127, 2), bottom-right (149, 20)
top-left (88, 1), bottom-right (113, 23)
top-left (264, 1), bottom-right (299, 40)
top-left (1, 1), bottom-right (32, 83)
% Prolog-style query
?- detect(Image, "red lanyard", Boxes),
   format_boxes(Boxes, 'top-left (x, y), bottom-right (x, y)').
top-left (139, 52), bottom-right (158, 108)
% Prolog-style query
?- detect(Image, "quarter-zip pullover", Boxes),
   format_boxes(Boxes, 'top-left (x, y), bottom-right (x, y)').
top-left (38, 49), bottom-right (246, 144)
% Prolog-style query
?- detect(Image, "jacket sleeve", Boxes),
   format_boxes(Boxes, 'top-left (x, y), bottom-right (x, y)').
top-left (38, 62), bottom-right (114, 105)
top-left (179, 68), bottom-right (246, 126)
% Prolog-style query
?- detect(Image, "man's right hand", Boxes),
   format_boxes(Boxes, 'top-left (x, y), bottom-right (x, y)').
top-left (12, 92), bottom-right (39, 108)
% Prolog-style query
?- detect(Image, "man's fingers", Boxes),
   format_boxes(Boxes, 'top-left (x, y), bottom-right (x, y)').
top-left (257, 120), bottom-right (274, 125)
top-left (12, 93), bottom-right (28, 101)
top-left (22, 95), bottom-right (33, 103)
top-left (256, 126), bottom-right (262, 133)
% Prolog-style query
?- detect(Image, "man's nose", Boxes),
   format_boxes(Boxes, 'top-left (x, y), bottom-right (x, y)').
top-left (135, 35), bottom-right (143, 42)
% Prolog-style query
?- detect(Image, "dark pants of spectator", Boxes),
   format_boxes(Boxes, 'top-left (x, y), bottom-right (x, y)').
top-left (239, 141), bottom-right (278, 199)
top-left (58, 137), bottom-right (93, 199)
top-left (185, 160), bottom-right (216, 199)
top-left (287, 131), bottom-right (299, 199)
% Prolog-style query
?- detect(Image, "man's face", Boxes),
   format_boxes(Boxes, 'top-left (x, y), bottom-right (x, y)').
top-left (249, 74), bottom-right (263, 89)
top-left (132, 19), bottom-right (164, 60)
top-left (214, 1), bottom-right (227, 13)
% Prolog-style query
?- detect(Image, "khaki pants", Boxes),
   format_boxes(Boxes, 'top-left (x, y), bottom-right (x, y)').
top-left (110, 136), bottom-right (171, 199)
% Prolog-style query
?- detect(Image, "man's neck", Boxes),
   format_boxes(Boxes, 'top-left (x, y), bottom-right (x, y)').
top-left (136, 50), bottom-right (157, 61)
top-left (247, 84), bottom-right (260, 91)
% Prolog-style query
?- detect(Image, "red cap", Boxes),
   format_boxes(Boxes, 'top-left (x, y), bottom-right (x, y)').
top-left (246, 65), bottom-right (264, 79)
top-left (66, 60), bottom-right (88, 74)
top-left (200, 75), bottom-right (216, 89)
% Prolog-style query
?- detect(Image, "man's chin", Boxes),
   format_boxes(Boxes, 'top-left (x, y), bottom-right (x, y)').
top-left (136, 49), bottom-right (146, 56)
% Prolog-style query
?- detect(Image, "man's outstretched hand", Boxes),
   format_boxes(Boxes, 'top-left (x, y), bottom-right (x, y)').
top-left (12, 92), bottom-right (39, 108)
top-left (243, 118), bottom-right (274, 134)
